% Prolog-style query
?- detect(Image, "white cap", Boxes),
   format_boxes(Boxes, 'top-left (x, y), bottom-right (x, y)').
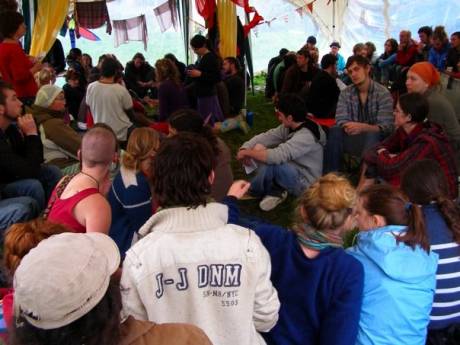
top-left (14, 232), bottom-right (120, 329)
top-left (34, 85), bottom-right (63, 108)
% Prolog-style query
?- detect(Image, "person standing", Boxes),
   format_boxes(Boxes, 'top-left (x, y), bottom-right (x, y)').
top-left (0, 11), bottom-right (40, 105)
top-left (187, 35), bottom-right (224, 125)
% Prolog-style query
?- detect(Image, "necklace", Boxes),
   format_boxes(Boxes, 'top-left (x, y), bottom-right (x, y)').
top-left (79, 171), bottom-right (100, 190)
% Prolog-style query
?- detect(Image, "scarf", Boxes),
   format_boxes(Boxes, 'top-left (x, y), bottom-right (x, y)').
top-left (297, 223), bottom-right (343, 251)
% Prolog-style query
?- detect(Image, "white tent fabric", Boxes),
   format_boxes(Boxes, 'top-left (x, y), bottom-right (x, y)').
top-left (60, 0), bottom-right (459, 72)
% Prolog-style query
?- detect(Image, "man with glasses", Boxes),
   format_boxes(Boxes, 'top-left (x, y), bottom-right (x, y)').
top-left (237, 93), bottom-right (326, 211)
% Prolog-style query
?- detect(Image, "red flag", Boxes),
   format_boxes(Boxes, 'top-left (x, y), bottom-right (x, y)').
top-left (307, 2), bottom-right (313, 12)
top-left (195, 0), bottom-right (216, 29)
top-left (244, 11), bottom-right (263, 36)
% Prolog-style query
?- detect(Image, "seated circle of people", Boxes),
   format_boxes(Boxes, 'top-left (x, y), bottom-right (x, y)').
top-left (30, 84), bottom-right (82, 170)
top-left (44, 124), bottom-right (118, 234)
top-left (237, 93), bottom-right (326, 211)
top-left (108, 127), bottom-right (160, 258)
top-left (323, 55), bottom-right (394, 173)
top-left (120, 133), bottom-right (280, 345)
top-left (11, 229), bottom-right (213, 345)
top-left (223, 173), bottom-right (364, 345)
top-left (348, 184), bottom-right (438, 345)
top-left (401, 160), bottom-right (460, 344)
top-left (167, 109), bottom-right (233, 202)
top-left (0, 80), bottom-right (62, 213)
top-left (361, 92), bottom-right (458, 199)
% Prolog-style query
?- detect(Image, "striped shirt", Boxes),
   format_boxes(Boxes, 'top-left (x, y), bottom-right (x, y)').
top-left (335, 80), bottom-right (394, 135)
top-left (423, 204), bottom-right (460, 330)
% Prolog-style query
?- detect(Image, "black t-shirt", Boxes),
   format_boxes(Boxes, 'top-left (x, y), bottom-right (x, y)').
top-left (224, 74), bottom-right (245, 116)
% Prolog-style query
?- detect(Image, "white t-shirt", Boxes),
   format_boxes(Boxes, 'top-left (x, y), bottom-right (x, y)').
top-left (86, 81), bottom-right (133, 141)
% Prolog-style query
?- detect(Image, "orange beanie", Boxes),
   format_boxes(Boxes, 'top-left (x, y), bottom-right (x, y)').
top-left (408, 62), bottom-right (440, 87)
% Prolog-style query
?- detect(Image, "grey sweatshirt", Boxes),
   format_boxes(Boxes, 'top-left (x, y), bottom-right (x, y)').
top-left (241, 124), bottom-right (326, 189)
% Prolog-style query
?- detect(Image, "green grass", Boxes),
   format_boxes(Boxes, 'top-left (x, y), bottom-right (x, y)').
top-left (219, 90), bottom-right (297, 229)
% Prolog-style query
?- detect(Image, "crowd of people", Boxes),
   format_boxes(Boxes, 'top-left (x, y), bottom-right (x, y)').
top-left (0, 2), bottom-right (460, 344)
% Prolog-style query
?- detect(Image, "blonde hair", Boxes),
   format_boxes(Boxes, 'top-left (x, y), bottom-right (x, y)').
top-left (295, 173), bottom-right (356, 232)
top-left (155, 58), bottom-right (181, 86)
top-left (3, 219), bottom-right (70, 275)
top-left (122, 127), bottom-right (160, 171)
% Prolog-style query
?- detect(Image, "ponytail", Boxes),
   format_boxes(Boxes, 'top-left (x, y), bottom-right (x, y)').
top-left (436, 196), bottom-right (460, 244)
top-left (396, 203), bottom-right (430, 252)
top-left (360, 185), bottom-right (430, 252)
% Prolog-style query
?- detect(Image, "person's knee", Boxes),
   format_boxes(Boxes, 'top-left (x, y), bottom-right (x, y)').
top-left (253, 143), bottom-right (266, 151)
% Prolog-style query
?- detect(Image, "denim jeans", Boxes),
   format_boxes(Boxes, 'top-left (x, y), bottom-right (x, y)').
top-left (249, 163), bottom-right (303, 197)
top-left (323, 126), bottom-right (382, 173)
top-left (1, 165), bottom-right (62, 210)
top-left (0, 196), bottom-right (40, 231)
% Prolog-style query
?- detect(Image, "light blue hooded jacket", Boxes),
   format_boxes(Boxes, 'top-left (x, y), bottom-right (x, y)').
top-left (348, 225), bottom-right (438, 345)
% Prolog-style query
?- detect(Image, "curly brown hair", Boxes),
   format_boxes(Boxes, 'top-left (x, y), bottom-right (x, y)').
top-left (155, 58), bottom-right (181, 86)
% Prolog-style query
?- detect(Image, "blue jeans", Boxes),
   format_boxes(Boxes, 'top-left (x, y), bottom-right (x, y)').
top-left (323, 126), bottom-right (382, 173)
top-left (0, 196), bottom-right (40, 231)
top-left (249, 163), bottom-right (302, 197)
top-left (1, 165), bottom-right (62, 210)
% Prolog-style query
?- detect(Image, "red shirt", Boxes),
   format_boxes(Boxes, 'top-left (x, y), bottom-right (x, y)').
top-left (0, 42), bottom-right (38, 98)
top-left (47, 187), bottom-right (99, 233)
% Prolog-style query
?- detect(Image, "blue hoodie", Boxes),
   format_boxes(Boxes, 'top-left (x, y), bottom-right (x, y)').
top-left (348, 225), bottom-right (438, 345)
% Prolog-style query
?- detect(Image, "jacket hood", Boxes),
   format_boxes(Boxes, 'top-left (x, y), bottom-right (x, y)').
top-left (352, 225), bottom-right (438, 284)
top-left (418, 121), bottom-right (450, 143)
top-left (29, 105), bottom-right (65, 127)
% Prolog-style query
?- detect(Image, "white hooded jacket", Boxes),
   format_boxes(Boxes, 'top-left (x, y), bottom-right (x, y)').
top-left (121, 202), bottom-right (280, 345)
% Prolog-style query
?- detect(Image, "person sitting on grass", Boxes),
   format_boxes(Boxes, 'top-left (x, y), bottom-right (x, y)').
top-left (108, 127), bottom-right (160, 257)
top-left (360, 92), bottom-right (458, 199)
top-left (401, 160), bottom-right (460, 344)
top-left (168, 109), bottom-right (233, 202)
top-left (237, 93), bottom-right (326, 211)
top-left (11, 231), bottom-right (213, 345)
top-left (348, 184), bottom-right (438, 345)
top-left (121, 133), bottom-right (280, 345)
top-left (224, 173), bottom-right (364, 345)
top-left (44, 124), bottom-right (118, 233)
top-left (2, 219), bottom-right (70, 329)
top-left (154, 58), bottom-right (189, 122)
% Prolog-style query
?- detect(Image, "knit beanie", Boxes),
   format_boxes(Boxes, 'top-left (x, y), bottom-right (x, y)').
top-left (408, 62), bottom-right (440, 87)
top-left (34, 85), bottom-right (63, 108)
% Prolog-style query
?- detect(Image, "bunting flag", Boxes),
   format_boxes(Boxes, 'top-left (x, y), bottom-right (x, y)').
top-left (230, 0), bottom-right (263, 36)
top-left (295, 6), bottom-right (305, 18)
top-left (78, 27), bottom-right (101, 41)
top-left (154, 0), bottom-right (179, 33)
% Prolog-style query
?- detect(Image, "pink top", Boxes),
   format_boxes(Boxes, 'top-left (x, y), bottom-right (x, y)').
top-left (47, 188), bottom-right (99, 233)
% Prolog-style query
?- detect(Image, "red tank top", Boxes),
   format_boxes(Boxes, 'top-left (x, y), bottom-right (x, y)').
top-left (47, 187), bottom-right (99, 233)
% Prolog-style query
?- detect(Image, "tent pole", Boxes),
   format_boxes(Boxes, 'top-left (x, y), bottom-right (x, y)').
top-left (332, 0), bottom-right (336, 40)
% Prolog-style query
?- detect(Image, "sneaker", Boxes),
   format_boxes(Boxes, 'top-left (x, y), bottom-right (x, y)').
top-left (259, 191), bottom-right (288, 211)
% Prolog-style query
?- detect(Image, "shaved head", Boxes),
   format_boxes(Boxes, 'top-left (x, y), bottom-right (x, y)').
top-left (81, 125), bottom-right (117, 168)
